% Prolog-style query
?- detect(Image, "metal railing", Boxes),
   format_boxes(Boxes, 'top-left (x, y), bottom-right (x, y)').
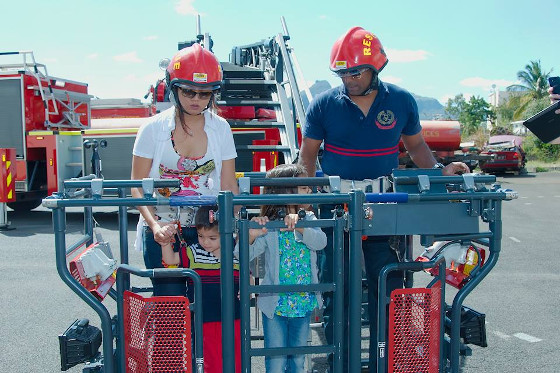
top-left (44, 171), bottom-right (517, 373)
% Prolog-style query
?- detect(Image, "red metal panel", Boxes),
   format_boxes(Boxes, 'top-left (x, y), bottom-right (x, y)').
top-left (26, 134), bottom-right (58, 194)
top-left (15, 160), bottom-right (27, 182)
top-left (91, 106), bottom-right (155, 119)
top-left (388, 282), bottom-right (441, 373)
top-left (0, 148), bottom-right (16, 202)
top-left (123, 291), bottom-right (192, 372)
top-left (218, 106), bottom-right (256, 120)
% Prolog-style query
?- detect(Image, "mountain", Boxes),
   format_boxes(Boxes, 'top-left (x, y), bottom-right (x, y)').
top-left (303, 80), bottom-right (446, 120)
top-left (411, 93), bottom-right (446, 120)
top-left (301, 80), bottom-right (332, 107)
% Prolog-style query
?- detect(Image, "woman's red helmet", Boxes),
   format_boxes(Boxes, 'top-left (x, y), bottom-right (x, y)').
top-left (166, 43), bottom-right (222, 90)
top-left (330, 27), bottom-right (388, 75)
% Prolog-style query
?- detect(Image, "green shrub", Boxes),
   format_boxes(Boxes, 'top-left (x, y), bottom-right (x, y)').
top-left (523, 134), bottom-right (560, 162)
top-left (535, 166), bottom-right (549, 172)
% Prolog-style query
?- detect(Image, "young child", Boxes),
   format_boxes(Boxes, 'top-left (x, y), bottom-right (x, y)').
top-left (161, 205), bottom-right (241, 373)
top-left (242, 164), bottom-right (327, 373)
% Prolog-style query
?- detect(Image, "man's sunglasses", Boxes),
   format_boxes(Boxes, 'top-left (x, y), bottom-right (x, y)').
top-left (333, 67), bottom-right (370, 79)
top-left (178, 87), bottom-right (214, 99)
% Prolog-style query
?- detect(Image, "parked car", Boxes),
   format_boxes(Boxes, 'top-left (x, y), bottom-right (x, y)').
top-left (479, 135), bottom-right (526, 174)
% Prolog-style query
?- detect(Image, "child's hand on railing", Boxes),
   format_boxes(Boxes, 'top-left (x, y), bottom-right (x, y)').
top-left (281, 214), bottom-right (304, 234)
top-left (249, 216), bottom-right (269, 244)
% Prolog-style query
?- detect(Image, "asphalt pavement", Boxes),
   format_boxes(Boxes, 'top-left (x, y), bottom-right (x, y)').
top-left (1, 171), bottom-right (559, 372)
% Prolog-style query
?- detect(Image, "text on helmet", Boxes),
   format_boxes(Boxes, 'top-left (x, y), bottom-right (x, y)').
top-left (363, 33), bottom-right (374, 56)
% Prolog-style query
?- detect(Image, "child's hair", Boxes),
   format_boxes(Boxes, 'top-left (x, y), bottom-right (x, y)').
top-left (195, 205), bottom-right (219, 231)
top-left (260, 163), bottom-right (307, 220)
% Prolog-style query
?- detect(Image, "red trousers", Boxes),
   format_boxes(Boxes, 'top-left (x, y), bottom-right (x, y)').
top-left (202, 319), bottom-right (241, 373)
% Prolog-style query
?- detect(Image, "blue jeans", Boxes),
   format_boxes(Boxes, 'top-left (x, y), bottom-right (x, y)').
top-left (262, 312), bottom-right (311, 373)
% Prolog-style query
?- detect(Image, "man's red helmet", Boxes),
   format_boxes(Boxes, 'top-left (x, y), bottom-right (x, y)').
top-left (330, 27), bottom-right (388, 75)
top-left (166, 43), bottom-right (222, 90)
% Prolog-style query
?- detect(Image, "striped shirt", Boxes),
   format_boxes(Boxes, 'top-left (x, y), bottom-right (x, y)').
top-left (179, 243), bottom-right (240, 323)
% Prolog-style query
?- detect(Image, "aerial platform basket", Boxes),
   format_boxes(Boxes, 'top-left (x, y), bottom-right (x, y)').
top-left (389, 283), bottom-right (442, 373)
top-left (123, 291), bottom-right (192, 373)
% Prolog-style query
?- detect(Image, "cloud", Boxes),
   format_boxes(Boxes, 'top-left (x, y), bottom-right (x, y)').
top-left (439, 94), bottom-right (454, 105)
top-left (175, 0), bottom-right (198, 15)
top-left (87, 53), bottom-right (98, 60)
top-left (460, 77), bottom-right (516, 91)
top-left (385, 48), bottom-right (430, 63)
top-left (143, 35), bottom-right (158, 41)
top-left (382, 75), bottom-right (402, 84)
top-left (113, 52), bottom-right (143, 63)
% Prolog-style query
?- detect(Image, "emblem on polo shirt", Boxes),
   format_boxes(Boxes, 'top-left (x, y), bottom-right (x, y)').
top-left (375, 110), bottom-right (396, 129)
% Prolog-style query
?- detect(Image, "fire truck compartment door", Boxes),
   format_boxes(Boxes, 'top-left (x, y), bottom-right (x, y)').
top-left (0, 78), bottom-right (25, 158)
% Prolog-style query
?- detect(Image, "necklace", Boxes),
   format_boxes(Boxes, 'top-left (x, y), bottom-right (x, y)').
top-left (181, 122), bottom-right (194, 137)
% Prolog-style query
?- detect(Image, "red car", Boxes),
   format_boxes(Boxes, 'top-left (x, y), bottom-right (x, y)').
top-left (479, 135), bottom-right (526, 174)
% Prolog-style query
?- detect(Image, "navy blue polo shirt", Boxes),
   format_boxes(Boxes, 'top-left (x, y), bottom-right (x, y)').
top-left (303, 80), bottom-right (421, 180)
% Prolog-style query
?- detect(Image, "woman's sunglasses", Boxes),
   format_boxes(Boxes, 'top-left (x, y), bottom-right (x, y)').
top-left (178, 87), bottom-right (214, 99)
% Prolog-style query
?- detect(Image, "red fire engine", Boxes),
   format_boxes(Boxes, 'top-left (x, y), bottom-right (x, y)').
top-left (0, 51), bottom-right (90, 212)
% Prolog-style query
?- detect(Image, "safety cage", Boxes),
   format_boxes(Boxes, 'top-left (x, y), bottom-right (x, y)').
top-left (44, 169), bottom-right (516, 373)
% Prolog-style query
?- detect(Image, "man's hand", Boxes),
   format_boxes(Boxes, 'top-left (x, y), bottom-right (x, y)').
top-left (548, 87), bottom-right (560, 114)
top-left (442, 162), bottom-right (470, 175)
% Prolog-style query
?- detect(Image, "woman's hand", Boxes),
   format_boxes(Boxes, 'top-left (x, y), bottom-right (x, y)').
top-left (151, 221), bottom-right (178, 246)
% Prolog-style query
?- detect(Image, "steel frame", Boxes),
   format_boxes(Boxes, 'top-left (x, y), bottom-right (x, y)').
top-left (44, 171), bottom-right (516, 373)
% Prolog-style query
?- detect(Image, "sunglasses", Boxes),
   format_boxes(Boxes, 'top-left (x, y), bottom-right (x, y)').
top-left (178, 87), bottom-right (214, 99)
top-left (334, 67), bottom-right (370, 79)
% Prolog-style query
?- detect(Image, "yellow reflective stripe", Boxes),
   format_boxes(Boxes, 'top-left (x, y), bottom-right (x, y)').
top-left (83, 129), bottom-right (138, 135)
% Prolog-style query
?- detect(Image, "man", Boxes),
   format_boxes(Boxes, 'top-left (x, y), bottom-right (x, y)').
top-left (549, 86), bottom-right (560, 114)
top-left (299, 26), bottom-right (469, 372)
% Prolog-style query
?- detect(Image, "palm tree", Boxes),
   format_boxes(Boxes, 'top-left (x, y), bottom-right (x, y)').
top-left (507, 60), bottom-right (551, 119)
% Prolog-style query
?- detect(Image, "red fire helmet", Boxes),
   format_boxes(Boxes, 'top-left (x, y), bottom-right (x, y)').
top-left (330, 27), bottom-right (388, 74)
top-left (166, 43), bottom-right (222, 90)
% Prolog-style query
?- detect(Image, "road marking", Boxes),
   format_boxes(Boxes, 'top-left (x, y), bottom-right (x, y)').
top-left (524, 202), bottom-right (532, 205)
top-left (492, 331), bottom-right (511, 340)
top-left (555, 195), bottom-right (560, 198)
top-left (509, 237), bottom-right (521, 243)
top-left (537, 195), bottom-right (544, 198)
top-left (513, 333), bottom-right (542, 343)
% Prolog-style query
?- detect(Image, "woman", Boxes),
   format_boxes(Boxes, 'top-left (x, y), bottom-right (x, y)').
top-left (131, 43), bottom-right (239, 295)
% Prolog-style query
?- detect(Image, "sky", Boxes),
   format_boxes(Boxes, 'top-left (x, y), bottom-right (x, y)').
top-left (3, 0), bottom-right (559, 106)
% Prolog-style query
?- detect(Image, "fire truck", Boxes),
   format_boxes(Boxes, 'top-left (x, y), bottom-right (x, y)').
top-left (0, 22), bottom-right (488, 214)
top-left (0, 51), bottom-right (91, 213)
top-left (0, 20), bottom-right (307, 216)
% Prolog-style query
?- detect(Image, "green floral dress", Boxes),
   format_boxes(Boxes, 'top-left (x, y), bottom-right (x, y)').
top-left (275, 231), bottom-right (317, 317)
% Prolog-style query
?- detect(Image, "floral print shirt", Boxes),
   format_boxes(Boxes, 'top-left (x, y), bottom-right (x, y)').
top-left (275, 231), bottom-right (317, 317)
